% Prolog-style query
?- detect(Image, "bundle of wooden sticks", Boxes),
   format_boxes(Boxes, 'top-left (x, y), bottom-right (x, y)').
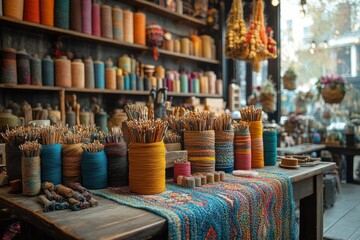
top-left (127, 119), bottom-right (168, 143)
top-left (180, 110), bottom-right (215, 131)
top-left (240, 105), bottom-right (262, 121)
top-left (19, 140), bottom-right (42, 158)
top-left (214, 113), bottom-right (232, 131)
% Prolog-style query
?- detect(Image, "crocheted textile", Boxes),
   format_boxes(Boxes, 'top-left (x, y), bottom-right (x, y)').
top-left (92, 172), bottom-right (297, 240)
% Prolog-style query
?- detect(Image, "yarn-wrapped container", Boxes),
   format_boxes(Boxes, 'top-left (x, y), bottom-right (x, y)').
top-left (234, 129), bottom-right (251, 170)
top-left (215, 130), bottom-right (234, 173)
top-left (184, 130), bottom-right (215, 173)
top-left (249, 121), bottom-right (264, 168)
top-left (81, 150), bottom-right (107, 189)
top-left (6, 144), bottom-right (22, 181)
top-left (128, 142), bottom-right (166, 194)
top-left (41, 143), bottom-right (62, 185)
top-left (22, 156), bottom-right (41, 196)
top-left (174, 161), bottom-right (191, 184)
top-left (104, 142), bottom-right (128, 187)
top-left (62, 143), bottom-right (83, 185)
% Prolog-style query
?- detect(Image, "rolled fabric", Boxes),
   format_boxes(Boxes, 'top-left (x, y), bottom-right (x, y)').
top-left (81, 0), bottom-right (92, 34)
top-left (92, 3), bottom-right (101, 37)
top-left (24, 0), bottom-right (40, 23)
top-left (70, 0), bottom-right (82, 32)
top-left (54, 0), bottom-right (70, 29)
top-left (101, 5), bottom-right (113, 39)
top-left (40, 0), bottom-right (54, 26)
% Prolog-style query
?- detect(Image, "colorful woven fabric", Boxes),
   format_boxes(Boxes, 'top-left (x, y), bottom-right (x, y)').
top-left (93, 172), bottom-right (297, 240)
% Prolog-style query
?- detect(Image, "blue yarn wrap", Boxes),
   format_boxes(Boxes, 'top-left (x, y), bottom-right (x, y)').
top-left (215, 131), bottom-right (234, 173)
top-left (41, 144), bottom-right (62, 185)
top-left (42, 57), bottom-right (54, 86)
top-left (130, 73), bottom-right (136, 90)
top-left (263, 130), bottom-right (277, 166)
top-left (124, 74), bottom-right (130, 90)
top-left (81, 150), bottom-right (107, 189)
top-left (55, 0), bottom-right (70, 29)
top-left (94, 62), bottom-right (105, 89)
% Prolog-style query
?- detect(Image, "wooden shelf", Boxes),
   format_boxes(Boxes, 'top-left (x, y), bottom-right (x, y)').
top-left (0, 84), bottom-right (62, 91)
top-left (64, 88), bottom-right (149, 96)
top-left (168, 92), bottom-right (222, 98)
top-left (121, 0), bottom-right (218, 30)
top-left (0, 16), bottom-right (219, 65)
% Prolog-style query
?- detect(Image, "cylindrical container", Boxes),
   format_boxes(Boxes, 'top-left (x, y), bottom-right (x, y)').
top-left (54, 0), bottom-right (70, 29)
top-left (30, 54), bottom-right (42, 86)
top-left (180, 73), bottom-right (188, 93)
top-left (71, 59), bottom-right (85, 88)
top-left (81, 150), bottom-right (107, 189)
top-left (133, 12), bottom-right (146, 45)
top-left (40, 0), bottom-right (54, 26)
top-left (92, 3), bottom-right (101, 37)
top-left (124, 74), bottom-right (130, 90)
top-left (22, 156), bottom-right (41, 196)
top-left (0, 48), bottom-right (17, 84)
top-left (101, 5), bottom-right (113, 39)
top-left (174, 39), bottom-right (180, 53)
top-left (263, 128), bottom-right (277, 166)
top-left (129, 142), bottom-right (166, 194)
top-left (94, 60), bottom-right (105, 89)
top-left (17, 50), bottom-right (31, 85)
top-left (215, 130), bottom-right (234, 173)
top-left (123, 9), bottom-right (134, 43)
top-left (55, 56), bottom-right (71, 87)
top-left (136, 76), bottom-right (143, 91)
top-left (79, 111), bottom-right (90, 125)
top-left (205, 71), bottom-right (216, 94)
top-left (184, 130), bottom-right (215, 173)
top-left (118, 55), bottom-right (131, 74)
top-left (95, 110), bottom-right (108, 131)
top-left (41, 144), bottom-right (62, 185)
top-left (84, 56), bottom-right (94, 88)
top-left (42, 55), bottom-right (54, 86)
top-left (201, 35), bottom-right (212, 59)
top-left (112, 6), bottom-right (123, 41)
top-left (62, 143), bottom-right (83, 185)
top-left (174, 161), bottom-right (190, 184)
top-left (5, 144), bottom-right (22, 181)
top-left (164, 39), bottom-right (174, 52)
top-left (144, 77), bottom-right (151, 91)
top-left (190, 35), bottom-right (202, 57)
top-left (155, 65), bottom-right (165, 79)
top-left (104, 142), bottom-right (128, 187)
top-left (234, 129), bottom-right (252, 170)
top-left (181, 38), bottom-right (190, 55)
top-left (3, 0), bottom-right (24, 20)
top-left (106, 67), bottom-right (116, 90)
top-left (249, 121), bottom-right (264, 168)
top-left (130, 57), bottom-right (136, 74)
top-left (0, 0), bottom-right (2, 16)
top-left (130, 73), bottom-right (136, 90)
top-left (66, 107), bottom-right (76, 127)
top-left (70, 0), bottom-right (82, 32)
top-left (81, 0), bottom-right (92, 34)
top-left (176, 0), bottom-right (183, 14)
top-left (24, 0), bottom-right (40, 23)
top-left (116, 69), bottom-right (124, 90)
top-left (216, 79), bottom-right (223, 95)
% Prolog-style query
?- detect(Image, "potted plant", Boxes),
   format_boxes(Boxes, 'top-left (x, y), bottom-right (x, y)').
top-left (260, 80), bottom-right (277, 113)
top-left (317, 74), bottom-right (346, 104)
top-left (283, 66), bottom-right (297, 90)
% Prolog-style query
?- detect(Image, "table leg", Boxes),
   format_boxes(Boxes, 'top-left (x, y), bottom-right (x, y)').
top-left (346, 155), bottom-right (354, 183)
top-left (299, 174), bottom-right (323, 240)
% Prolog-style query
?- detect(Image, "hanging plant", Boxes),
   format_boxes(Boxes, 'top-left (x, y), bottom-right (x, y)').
top-left (283, 66), bottom-right (297, 90)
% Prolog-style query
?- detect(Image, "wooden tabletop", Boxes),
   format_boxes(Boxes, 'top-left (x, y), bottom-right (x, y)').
top-left (0, 162), bottom-right (335, 240)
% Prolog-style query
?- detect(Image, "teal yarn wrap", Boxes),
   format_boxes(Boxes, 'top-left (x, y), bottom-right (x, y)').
top-left (55, 0), bottom-right (70, 29)
top-left (41, 144), bottom-right (62, 185)
top-left (22, 156), bottom-right (41, 196)
top-left (215, 130), bottom-right (234, 173)
top-left (193, 78), bottom-right (200, 93)
top-left (81, 150), bottom-right (107, 189)
top-left (94, 61), bottom-right (105, 89)
top-left (42, 56), bottom-right (54, 86)
top-left (130, 73), bottom-right (136, 90)
top-left (263, 130), bottom-right (277, 166)
top-left (180, 74), bottom-right (188, 93)
top-left (124, 74), bottom-right (130, 90)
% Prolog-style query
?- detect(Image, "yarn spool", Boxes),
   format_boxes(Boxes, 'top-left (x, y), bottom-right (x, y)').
top-left (129, 142), bottom-right (166, 195)
top-left (118, 55), bottom-right (131, 75)
top-left (55, 56), bottom-right (71, 87)
top-left (174, 39), bottom-right (180, 53)
top-left (95, 110), bottom-right (108, 131)
top-left (24, 0), bottom-right (40, 23)
top-left (41, 144), bottom-right (62, 185)
top-left (106, 67), bottom-right (116, 90)
top-left (184, 130), bottom-right (215, 173)
top-left (54, 0), bottom-right (70, 29)
top-left (133, 12), bottom-right (146, 45)
top-left (181, 38), bottom-right (190, 55)
top-left (70, 0), bottom-right (82, 32)
top-left (3, 0), bottom-right (24, 20)
top-left (101, 5), bottom-right (113, 39)
top-left (190, 35), bottom-right (202, 57)
top-left (42, 55), bottom-right (54, 86)
top-left (123, 10), bottom-right (134, 43)
top-left (92, 3), bottom-right (101, 37)
top-left (174, 161), bottom-right (191, 183)
top-left (130, 73), bottom-right (136, 90)
top-left (176, 0), bottom-right (183, 14)
top-left (201, 35), bottom-right (212, 59)
top-left (164, 39), bottom-right (174, 52)
top-left (79, 111), bottom-right (90, 125)
top-left (40, 0), bottom-right (54, 26)
top-left (116, 69), bottom-right (124, 90)
top-left (124, 74), bottom-right (130, 90)
top-left (215, 130), bottom-right (234, 173)
top-left (249, 121), bottom-right (264, 168)
top-left (130, 57), bottom-right (136, 74)
top-left (205, 71), bottom-right (216, 94)
top-left (94, 60), bottom-right (105, 89)
top-left (104, 142), bottom-right (128, 187)
top-left (263, 128), bottom-right (277, 166)
top-left (234, 130), bottom-right (251, 170)
top-left (62, 143), bottom-right (83, 185)
top-left (30, 54), bottom-right (42, 86)
top-left (22, 156), bottom-right (41, 196)
top-left (180, 73), bottom-right (188, 93)
top-left (71, 59), bottom-right (85, 88)
top-left (84, 56), bottom-right (94, 88)
top-left (136, 76), bottom-right (143, 91)
top-left (0, 48), bottom-right (17, 84)
top-left (5, 144), bottom-right (22, 181)
top-left (17, 50), bottom-right (31, 85)
top-left (112, 6), bottom-right (123, 41)
top-left (66, 107), bottom-right (76, 127)
top-left (81, 150), bottom-right (107, 189)
top-left (81, 0), bottom-right (92, 34)
top-left (216, 79), bottom-right (223, 95)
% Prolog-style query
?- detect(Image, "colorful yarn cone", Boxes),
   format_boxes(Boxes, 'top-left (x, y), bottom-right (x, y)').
top-left (55, 56), bottom-right (71, 87)
top-left (112, 6), bottom-right (123, 41)
top-left (3, 0), bottom-right (24, 20)
top-left (30, 54), bottom-right (42, 86)
top-left (70, 0), bottom-right (82, 32)
top-left (133, 12), bottom-right (146, 45)
top-left (40, 0), bottom-right (54, 26)
top-left (62, 143), bottom-right (83, 185)
top-left (42, 55), bottom-right (54, 86)
top-left (92, 3), bottom-right (101, 37)
top-left (54, 0), bottom-right (70, 29)
top-left (101, 5), bottom-right (113, 39)
top-left (81, 150), bottom-right (107, 189)
top-left (0, 48), bottom-right (17, 84)
top-left (234, 130), bottom-right (252, 170)
top-left (22, 156), bottom-right (41, 196)
top-left (104, 142), bottom-right (128, 187)
top-left (81, 0), bottom-right (92, 34)
top-left (24, 0), bottom-right (40, 23)
top-left (123, 9), bottom-right (133, 43)
top-left (17, 50), bottom-right (31, 85)
top-left (215, 130), bottom-right (234, 173)
top-left (249, 121), bottom-right (264, 168)
top-left (94, 60), bottom-right (105, 89)
top-left (84, 56), bottom-right (94, 88)
top-left (71, 59), bottom-right (85, 88)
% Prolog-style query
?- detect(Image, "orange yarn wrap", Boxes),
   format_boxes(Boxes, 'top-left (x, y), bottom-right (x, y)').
top-left (133, 12), bottom-right (146, 45)
top-left (24, 0), bottom-right (40, 23)
top-left (249, 121), bottom-right (264, 168)
top-left (62, 143), bottom-right (83, 185)
top-left (40, 0), bottom-right (54, 26)
top-left (129, 141), bottom-right (166, 195)
top-left (4, 0), bottom-right (24, 20)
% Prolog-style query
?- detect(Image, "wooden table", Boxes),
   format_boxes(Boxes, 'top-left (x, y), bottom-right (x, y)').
top-left (0, 162), bottom-right (335, 240)
top-left (277, 143), bottom-right (326, 155)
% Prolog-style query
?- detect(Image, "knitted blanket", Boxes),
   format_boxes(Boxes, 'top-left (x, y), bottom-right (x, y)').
top-left (92, 172), bottom-right (297, 240)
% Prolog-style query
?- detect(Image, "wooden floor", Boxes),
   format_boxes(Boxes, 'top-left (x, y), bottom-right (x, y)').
top-left (324, 183), bottom-right (360, 240)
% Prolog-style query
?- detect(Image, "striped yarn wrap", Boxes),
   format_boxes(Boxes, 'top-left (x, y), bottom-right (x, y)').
top-left (129, 142), bottom-right (166, 195)
top-left (0, 48), bottom-right (17, 84)
top-left (22, 156), bottom-right (41, 196)
top-left (249, 121), bottom-right (264, 168)
top-left (101, 5), bottom-right (113, 39)
top-left (215, 130), bottom-right (234, 173)
top-left (40, 0), bottom-right (54, 26)
top-left (174, 161), bottom-right (191, 183)
top-left (41, 144), bottom-right (62, 185)
top-left (112, 6), bottom-right (124, 41)
top-left (81, 150), bottom-right (107, 189)
top-left (62, 143), bottom-right (83, 185)
top-left (81, 0), bottom-right (92, 34)
top-left (184, 130), bottom-right (215, 173)
top-left (54, 0), bottom-right (70, 29)
top-left (104, 142), bottom-right (128, 187)
top-left (92, 3), bottom-right (101, 37)
top-left (234, 130), bottom-right (252, 170)
top-left (5, 144), bottom-right (22, 181)
top-left (263, 129), bottom-right (277, 166)
top-left (123, 10), bottom-right (133, 43)
top-left (3, 0), bottom-right (24, 20)
top-left (24, 0), bottom-right (40, 23)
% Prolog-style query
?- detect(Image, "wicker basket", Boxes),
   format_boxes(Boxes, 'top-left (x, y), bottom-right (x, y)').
top-left (321, 87), bottom-right (345, 104)
top-left (283, 74), bottom-right (296, 90)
